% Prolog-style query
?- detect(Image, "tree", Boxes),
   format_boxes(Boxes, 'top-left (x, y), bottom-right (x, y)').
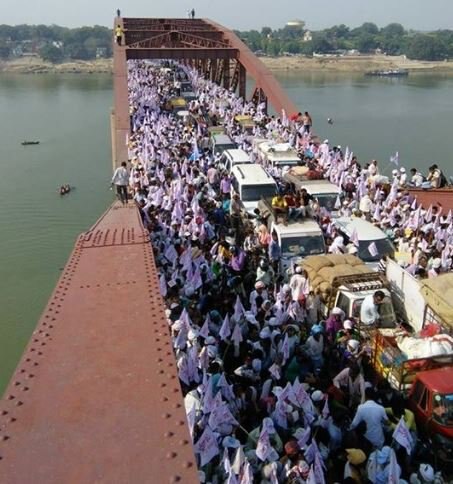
top-left (311, 33), bottom-right (333, 53)
top-left (381, 23), bottom-right (405, 38)
top-left (261, 26), bottom-right (272, 38)
top-left (405, 34), bottom-right (448, 61)
top-left (39, 44), bottom-right (64, 63)
top-left (356, 33), bottom-right (378, 53)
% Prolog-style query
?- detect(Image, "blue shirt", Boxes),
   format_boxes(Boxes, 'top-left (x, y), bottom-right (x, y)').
top-left (268, 239), bottom-right (281, 261)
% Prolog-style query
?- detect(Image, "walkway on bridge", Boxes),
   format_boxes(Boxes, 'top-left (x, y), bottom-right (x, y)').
top-left (0, 203), bottom-right (197, 484)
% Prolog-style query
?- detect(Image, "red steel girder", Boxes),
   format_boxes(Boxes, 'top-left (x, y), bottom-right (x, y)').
top-left (204, 19), bottom-right (298, 115)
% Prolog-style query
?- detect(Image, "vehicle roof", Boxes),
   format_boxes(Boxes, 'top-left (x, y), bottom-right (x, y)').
top-left (212, 133), bottom-right (235, 144)
top-left (303, 181), bottom-right (341, 194)
top-left (273, 219), bottom-right (323, 235)
top-left (417, 367), bottom-right (453, 394)
top-left (335, 217), bottom-right (388, 241)
top-left (231, 164), bottom-right (276, 185)
top-left (224, 149), bottom-right (251, 162)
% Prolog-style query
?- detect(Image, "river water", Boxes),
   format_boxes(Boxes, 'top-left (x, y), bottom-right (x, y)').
top-left (0, 71), bottom-right (452, 393)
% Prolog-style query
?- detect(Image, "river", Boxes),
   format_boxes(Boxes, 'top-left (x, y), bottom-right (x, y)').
top-left (0, 71), bottom-right (452, 393)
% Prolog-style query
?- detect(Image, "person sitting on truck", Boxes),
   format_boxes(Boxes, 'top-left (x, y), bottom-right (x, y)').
top-left (256, 259), bottom-right (275, 288)
top-left (268, 231), bottom-right (281, 273)
top-left (271, 192), bottom-right (288, 223)
top-left (360, 290), bottom-right (385, 327)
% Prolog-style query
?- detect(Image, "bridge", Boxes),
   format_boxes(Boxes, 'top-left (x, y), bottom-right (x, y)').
top-left (112, 16), bottom-right (297, 169)
top-left (0, 16), bottom-right (297, 483)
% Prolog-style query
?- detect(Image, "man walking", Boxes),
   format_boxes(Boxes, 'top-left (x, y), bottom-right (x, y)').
top-left (111, 161), bottom-right (129, 205)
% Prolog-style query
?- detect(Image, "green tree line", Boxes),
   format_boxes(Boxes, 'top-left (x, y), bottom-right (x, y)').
top-left (236, 22), bottom-right (453, 61)
top-left (0, 22), bottom-right (452, 63)
top-left (0, 24), bottom-right (113, 62)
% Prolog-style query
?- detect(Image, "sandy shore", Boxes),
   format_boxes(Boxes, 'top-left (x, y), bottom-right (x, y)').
top-left (261, 54), bottom-right (453, 73)
top-left (1, 54), bottom-right (453, 75)
top-left (0, 57), bottom-right (113, 74)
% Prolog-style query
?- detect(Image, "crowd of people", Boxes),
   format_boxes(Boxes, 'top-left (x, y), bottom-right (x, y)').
top-left (112, 59), bottom-right (452, 483)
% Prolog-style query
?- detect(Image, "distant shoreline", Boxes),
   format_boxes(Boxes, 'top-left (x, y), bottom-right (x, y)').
top-left (1, 54), bottom-right (453, 75)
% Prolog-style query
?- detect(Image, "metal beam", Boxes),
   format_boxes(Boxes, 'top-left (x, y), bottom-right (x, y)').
top-left (126, 48), bottom-right (237, 60)
top-left (204, 19), bottom-right (298, 115)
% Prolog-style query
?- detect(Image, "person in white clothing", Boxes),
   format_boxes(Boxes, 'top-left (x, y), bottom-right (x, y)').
top-left (111, 161), bottom-right (129, 205)
top-left (360, 290), bottom-right (385, 326)
top-left (289, 266), bottom-right (308, 303)
top-left (350, 387), bottom-right (388, 448)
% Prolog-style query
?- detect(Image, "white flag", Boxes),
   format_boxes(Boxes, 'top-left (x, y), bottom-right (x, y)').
top-left (199, 314), bottom-right (210, 339)
top-left (392, 416), bottom-right (413, 455)
top-left (232, 445), bottom-right (245, 475)
top-left (281, 333), bottom-right (290, 364)
top-left (368, 242), bottom-right (378, 257)
top-left (186, 403), bottom-right (197, 439)
top-left (233, 295), bottom-right (246, 322)
top-left (390, 151), bottom-right (399, 166)
top-left (334, 196), bottom-right (342, 210)
top-left (231, 323), bottom-right (243, 347)
top-left (255, 428), bottom-right (272, 462)
top-left (387, 447), bottom-right (400, 483)
top-left (239, 460), bottom-right (254, 484)
top-left (219, 314), bottom-right (232, 341)
top-left (194, 425), bottom-right (219, 466)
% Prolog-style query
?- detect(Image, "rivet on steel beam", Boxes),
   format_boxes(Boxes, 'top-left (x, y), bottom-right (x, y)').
top-left (166, 451), bottom-right (177, 459)
top-left (1, 411), bottom-right (8, 416)
top-left (1, 436), bottom-right (9, 441)
top-left (14, 382), bottom-right (20, 386)
top-left (15, 401), bottom-right (23, 406)
top-left (170, 475), bottom-right (181, 483)
top-left (173, 403), bottom-right (182, 409)
top-left (9, 418), bottom-right (16, 423)
top-left (160, 383), bottom-right (167, 388)
top-left (22, 387), bottom-right (29, 392)
top-left (162, 397), bottom-right (169, 402)
top-left (164, 432), bottom-right (174, 438)
top-left (158, 370), bottom-right (164, 375)
top-left (183, 461), bottom-right (194, 468)
top-left (179, 439), bottom-right (189, 446)
top-left (177, 421), bottom-right (185, 426)
top-left (7, 395), bottom-right (15, 401)
top-left (28, 374), bottom-right (35, 378)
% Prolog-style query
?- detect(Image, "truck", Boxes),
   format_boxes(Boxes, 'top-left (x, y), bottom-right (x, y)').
top-left (257, 141), bottom-right (301, 169)
top-left (386, 259), bottom-right (453, 334)
top-left (300, 254), bottom-right (396, 324)
top-left (407, 367), bottom-right (453, 469)
top-left (257, 198), bottom-right (325, 272)
top-left (283, 167), bottom-right (342, 216)
top-left (371, 328), bottom-right (453, 391)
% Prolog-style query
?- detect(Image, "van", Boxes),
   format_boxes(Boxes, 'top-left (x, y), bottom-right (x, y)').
top-left (334, 217), bottom-right (395, 268)
top-left (222, 149), bottom-right (251, 172)
top-left (284, 170), bottom-right (342, 215)
top-left (231, 164), bottom-right (278, 215)
top-left (257, 141), bottom-right (301, 168)
top-left (211, 133), bottom-right (237, 155)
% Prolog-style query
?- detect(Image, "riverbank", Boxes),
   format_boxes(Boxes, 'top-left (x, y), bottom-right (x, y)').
top-left (261, 54), bottom-right (453, 73)
top-left (1, 54), bottom-right (453, 74)
top-left (0, 57), bottom-right (113, 74)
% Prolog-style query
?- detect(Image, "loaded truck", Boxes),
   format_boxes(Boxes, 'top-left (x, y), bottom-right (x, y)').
top-left (300, 254), bottom-right (396, 325)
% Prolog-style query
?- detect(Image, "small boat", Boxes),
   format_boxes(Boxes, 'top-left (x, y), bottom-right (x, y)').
top-left (21, 140), bottom-right (40, 146)
top-left (365, 69), bottom-right (409, 77)
top-left (59, 185), bottom-right (72, 196)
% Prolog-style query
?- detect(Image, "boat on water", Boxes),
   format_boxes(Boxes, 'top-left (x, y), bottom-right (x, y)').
top-left (21, 140), bottom-right (40, 146)
top-left (365, 69), bottom-right (409, 77)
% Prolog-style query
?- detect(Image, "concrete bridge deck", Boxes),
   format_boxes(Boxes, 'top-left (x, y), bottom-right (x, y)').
top-left (0, 202), bottom-right (197, 484)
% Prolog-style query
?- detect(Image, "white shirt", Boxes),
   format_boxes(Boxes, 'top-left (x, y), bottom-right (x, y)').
top-left (289, 274), bottom-right (308, 302)
top-left (351, 400), bottom-right (388, 448)
top-left (360, 294), bottom-right (379, 326)
top-left (111, 166), bottom-right (129, 186)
